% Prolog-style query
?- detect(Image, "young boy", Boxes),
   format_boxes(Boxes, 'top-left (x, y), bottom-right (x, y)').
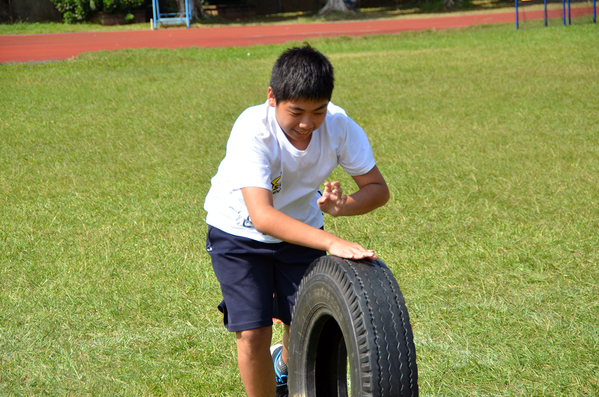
top-left (204, 45), bottom-right (389, 397)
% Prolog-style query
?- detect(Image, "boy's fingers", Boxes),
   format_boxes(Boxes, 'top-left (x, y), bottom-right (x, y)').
top-left (323, 181), bottom-right (341, 191)
top-left (355, 251), bottom-right (377, 260)
top-left (317, 196), bottom-right (328, 208)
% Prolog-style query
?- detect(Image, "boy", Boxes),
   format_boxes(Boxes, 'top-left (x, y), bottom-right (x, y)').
top-left (204, 45), bottom-right (389, 397)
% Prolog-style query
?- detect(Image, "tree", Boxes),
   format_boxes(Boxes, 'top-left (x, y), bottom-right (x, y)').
top-left (443, 0), bottom-right (462, 9)
top-left (178, 0), bottom-right (206, 19)
top-left (318, 0), bottom-right (353, 16)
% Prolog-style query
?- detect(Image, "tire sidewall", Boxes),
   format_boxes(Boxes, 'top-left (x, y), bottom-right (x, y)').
top-left (289, 273), bottom-right (362, 396)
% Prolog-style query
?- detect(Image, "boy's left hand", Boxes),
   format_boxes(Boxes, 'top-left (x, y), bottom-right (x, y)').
top-left (318, 181), bottom-right (348, 217)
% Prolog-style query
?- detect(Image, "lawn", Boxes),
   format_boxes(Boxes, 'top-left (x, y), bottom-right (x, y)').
top-left (0, 3), bottom-right (514, 35)
top-left (1, 22), bottom-right (598, 396)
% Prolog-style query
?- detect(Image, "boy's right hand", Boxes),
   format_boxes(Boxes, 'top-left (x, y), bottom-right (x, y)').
top-left (328, 238), bottom-right (377, 261)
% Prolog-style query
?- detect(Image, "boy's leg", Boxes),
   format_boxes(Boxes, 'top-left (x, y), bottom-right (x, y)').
top-left (207, 227), bottom-right (281, 396)
top-left (281, 324), bottom-right (290, 366)
top-left (236, 326), bottom-right (275, 397)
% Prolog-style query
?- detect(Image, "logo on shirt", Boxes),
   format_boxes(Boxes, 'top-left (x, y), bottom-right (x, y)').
top-left (271, 175), bottom-right (282, 194)
top-left (243, 216), bottom-right (253, 228)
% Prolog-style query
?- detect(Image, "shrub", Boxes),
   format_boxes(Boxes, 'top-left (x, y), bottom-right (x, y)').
top-left (102, 0), bottom-right (119, 13)
top-left (51, 0), bottom-right (93, 23)
top-left (51, 0), bottom-right (145, 23)
top-left (103, 0), bottom-right (144, 13)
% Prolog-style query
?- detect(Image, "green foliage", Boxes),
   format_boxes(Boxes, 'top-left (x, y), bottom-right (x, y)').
top-left (50, 0), bottom-right (93, 23)
top-left (106, 0), bottom-right (145, 13)
top-left (102, 0), bottom-right (119, 13)
top-left (123, 0), bottom-right (145, 11)
top-left (51, 0), bottom-right (144, 23)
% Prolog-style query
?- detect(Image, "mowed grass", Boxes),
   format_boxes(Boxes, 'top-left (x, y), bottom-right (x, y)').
top-left (1, 23), bottom-right (598, 396)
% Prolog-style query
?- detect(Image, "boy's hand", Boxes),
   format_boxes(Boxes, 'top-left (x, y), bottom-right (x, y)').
top-left (318, 181), bottom-right (348, 217)
top-left (328, 239), bottom-right (378, 261)
top-left (241, 187), bottom-right (377, 260)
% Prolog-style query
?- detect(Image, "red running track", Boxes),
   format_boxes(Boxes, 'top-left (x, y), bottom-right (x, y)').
top-left (0, 7), bottom-right (595, 63)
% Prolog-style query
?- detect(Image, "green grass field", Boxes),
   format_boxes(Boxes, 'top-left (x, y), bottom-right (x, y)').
top-left (1, 22), bottom-right (598, 396)
top-left (0, 3), bottom-right (515, 35)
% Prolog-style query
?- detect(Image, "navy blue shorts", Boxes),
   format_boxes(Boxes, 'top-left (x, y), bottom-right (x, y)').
top-left (206, 226), bottom-right (326, 332)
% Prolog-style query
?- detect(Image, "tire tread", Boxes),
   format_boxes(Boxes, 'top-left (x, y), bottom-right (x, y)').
top-left (289, 256), bottom-right (418, 397)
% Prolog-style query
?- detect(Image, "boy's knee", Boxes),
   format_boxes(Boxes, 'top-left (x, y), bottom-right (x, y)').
top-left (236, 326), bottom-right (272, 352)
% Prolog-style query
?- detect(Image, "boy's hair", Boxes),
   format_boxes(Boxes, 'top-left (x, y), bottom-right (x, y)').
top-left (269, 44), bottom-right (335, 103)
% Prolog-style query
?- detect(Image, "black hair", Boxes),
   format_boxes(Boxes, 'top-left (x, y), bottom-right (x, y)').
top-left (269, 44), bottom-right (335, 103)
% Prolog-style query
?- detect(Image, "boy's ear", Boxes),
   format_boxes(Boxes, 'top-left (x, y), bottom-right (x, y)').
top-left (267, 87), bottom-right (277, 107)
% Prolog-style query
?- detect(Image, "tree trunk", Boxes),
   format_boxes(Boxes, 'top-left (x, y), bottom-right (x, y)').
top-left (178, 0), bottom-right (206, 20)
top-left (443, 0), bottom-right (462, 9)
top-left (318, 0), bottom-right (353, 16)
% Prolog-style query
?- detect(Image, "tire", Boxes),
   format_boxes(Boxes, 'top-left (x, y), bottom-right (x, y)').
top-left (288, 255), bottom-right (418, 397)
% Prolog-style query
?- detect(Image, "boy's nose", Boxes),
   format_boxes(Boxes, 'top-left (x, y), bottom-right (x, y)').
top-left (298, 117), bottom-right (314, 130)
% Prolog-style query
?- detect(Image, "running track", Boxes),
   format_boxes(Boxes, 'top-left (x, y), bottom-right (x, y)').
top-left (0, 7), bottom-right (595, 63)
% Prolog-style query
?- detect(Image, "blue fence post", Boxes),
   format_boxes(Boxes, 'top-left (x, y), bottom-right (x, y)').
top-left (516, 0), bottom-right (519, 29)
top-left (152, 0), bottom-right (158, 29)
top-left (186, 0), bottom-right (190, 27)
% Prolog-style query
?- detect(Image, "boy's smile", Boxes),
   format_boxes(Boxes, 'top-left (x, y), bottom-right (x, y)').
top-left (268, 87), bottom-right (329, 150)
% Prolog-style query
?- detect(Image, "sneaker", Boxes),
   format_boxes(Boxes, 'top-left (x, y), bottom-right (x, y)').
top-left (270, 344), bottom-right (288, 397)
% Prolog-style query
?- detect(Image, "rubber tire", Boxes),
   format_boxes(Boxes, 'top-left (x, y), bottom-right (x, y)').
top-left (288, 255), bottom-right (418, 397)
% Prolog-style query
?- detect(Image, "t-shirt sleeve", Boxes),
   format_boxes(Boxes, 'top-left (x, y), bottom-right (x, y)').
top-left (223, 114), bottom-right (273, 191)
top-left (337, 117), bottom-right (376, 176)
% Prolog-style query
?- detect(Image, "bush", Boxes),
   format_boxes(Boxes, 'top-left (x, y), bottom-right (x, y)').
top-left (102, 0), bottom-right (119, 13)
top-left (103, 0), bottom-right (144, 13)
top-left (51, 0), bottom-right (145, 23)
top-left (51, 0), bottom-right (93, 23)
top-left (119, 0), bottom-right (145, 11)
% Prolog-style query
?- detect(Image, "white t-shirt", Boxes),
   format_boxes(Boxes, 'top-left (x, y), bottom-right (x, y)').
top-left (204, 101), bottom-right (376, 243)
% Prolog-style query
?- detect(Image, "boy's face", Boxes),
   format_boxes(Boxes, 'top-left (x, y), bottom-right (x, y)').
top-left (268, 87), bottom-right (328, 150)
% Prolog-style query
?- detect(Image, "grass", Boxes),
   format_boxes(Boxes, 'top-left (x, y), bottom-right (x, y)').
top-left (1, 22), bottom-right (598, 396)
top-left (1, 0), bottom-right (595, 35)
top-left (0, 0), bottom-right (522, 35)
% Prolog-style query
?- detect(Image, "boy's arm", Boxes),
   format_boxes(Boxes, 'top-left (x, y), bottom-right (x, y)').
top-left (318, 165), bottom-right (389, 217)
top-left (241, 187), bottom-right (377, 260)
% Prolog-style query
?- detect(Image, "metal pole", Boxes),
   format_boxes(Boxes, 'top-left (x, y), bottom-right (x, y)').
top-left (185, 0), bottom-right (190, 27)
top-left (516, 0), bottom-right (519, 29)
top-left (8, 0), bottom-right (14, 23)
top-left (544, 0), bottom-right (547, 26)
top-left (152, 0), bottom-right (158, 29)
top-left (568, 0), bottom-right (571, 25)
top-left (562, 0), bottom-right (566, 26)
